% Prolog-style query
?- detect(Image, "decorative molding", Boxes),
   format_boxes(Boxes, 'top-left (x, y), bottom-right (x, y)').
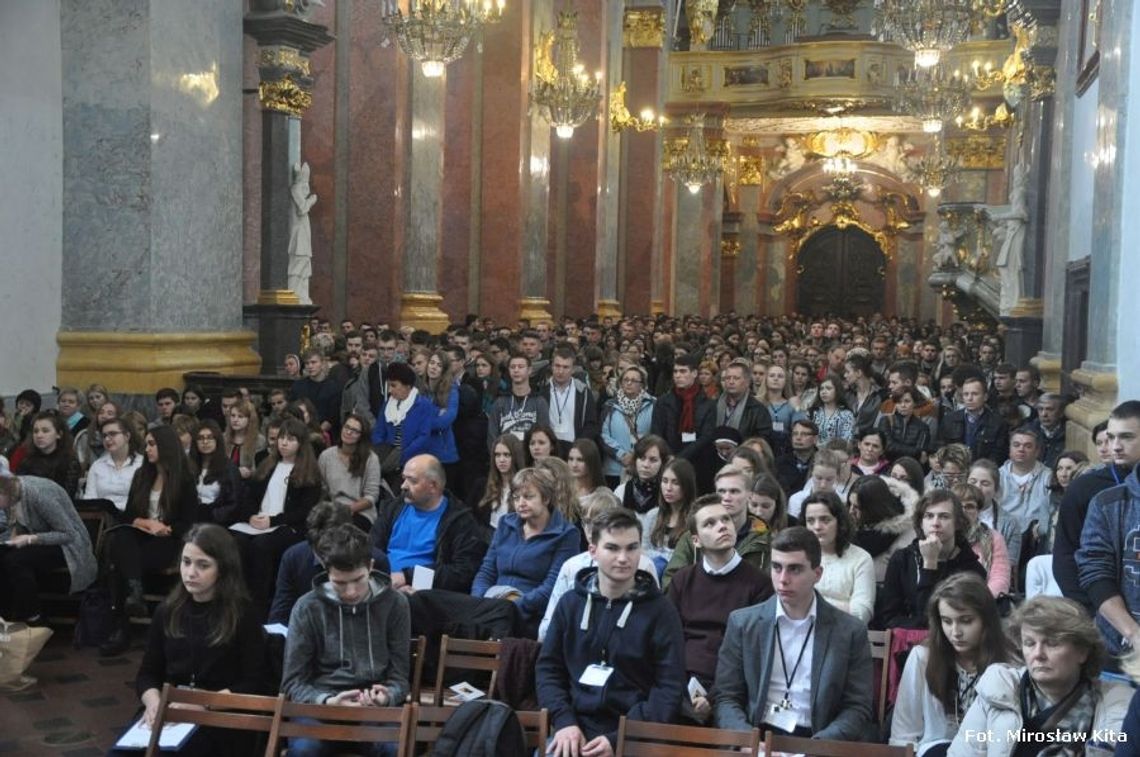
top-left (721, 238), bottom-right (742, 258)
top-left (257, 289), bottom-right (302, 305)
top-left (258, 75), bottom-right (313, 116)
top-left (400, 292), bottom-right (450, 334)
top-left (737, 155), bottom-right (765, 185)
top-left (57, 331), bottom-right (261, 393)
top-left (257, 46), bottom-right (311, 76)
top-left (623, 8), bottom-right (665, 48)
top-left (946, 134), bottom-right (1007, 169)
top-left (518, 296), bottom-right (554, 324)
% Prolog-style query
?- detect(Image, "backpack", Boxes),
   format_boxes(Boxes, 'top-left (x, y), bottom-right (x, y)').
top-left (429, 699), bottom-right (527, 757)
top-left (73, 587), bottom-right (114, 648)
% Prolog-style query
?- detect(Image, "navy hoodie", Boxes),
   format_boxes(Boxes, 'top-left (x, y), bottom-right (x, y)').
top-left (536, 567), bottom-right (685, 749)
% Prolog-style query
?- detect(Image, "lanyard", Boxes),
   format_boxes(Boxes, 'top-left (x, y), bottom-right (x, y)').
top-left (552, 384), bottom-right (572, 425)
top-left (775, 618), bottom-right (814, 702)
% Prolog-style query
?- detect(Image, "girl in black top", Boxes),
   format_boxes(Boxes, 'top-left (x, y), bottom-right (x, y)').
top-left (14, 410), bottom-right (81, 498)
top-left (190, 419), bottom-right (243, 526)
top-left (111, 523), bottom-right (265, 757)
top-left (103, 425), bottom-right (199, 653)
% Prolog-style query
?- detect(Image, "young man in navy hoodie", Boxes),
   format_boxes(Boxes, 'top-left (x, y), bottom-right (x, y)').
top-left (536, 508), bottom-right (685, 757)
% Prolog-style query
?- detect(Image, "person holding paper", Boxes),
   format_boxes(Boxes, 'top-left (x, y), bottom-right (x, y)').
top-left (111, 523), bottom-right (266, 756)
top-left (232, 417), bottom-right (322, 619)
top-left (536, 508), bottom-right (685, 757)
top-left (281, 524), bottom-right (410, 756)
top-left (666, 498), bottom-right (772, 723)
top-left (713, 526), bottom-right (873, 740)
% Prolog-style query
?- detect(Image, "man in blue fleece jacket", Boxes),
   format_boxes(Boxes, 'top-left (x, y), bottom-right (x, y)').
top-left (536, 508), bottom-right (685, 757)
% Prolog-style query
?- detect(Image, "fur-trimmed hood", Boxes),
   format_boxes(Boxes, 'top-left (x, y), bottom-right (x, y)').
top-left (866, 476), bottom-right (919, 536)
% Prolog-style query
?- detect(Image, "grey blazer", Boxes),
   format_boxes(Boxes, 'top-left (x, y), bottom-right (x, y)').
top-left (713, 592), bottom-right (873, 741)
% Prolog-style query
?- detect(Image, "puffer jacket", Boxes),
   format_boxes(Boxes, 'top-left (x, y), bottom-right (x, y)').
top-left (948, 664), bottom-right (1131, 756)
top-left (878, 413), bottom-right (933, 460)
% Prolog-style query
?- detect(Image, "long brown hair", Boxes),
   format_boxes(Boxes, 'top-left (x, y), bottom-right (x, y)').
top-left (125, 425), bottom-right (194, 522)
top-left (924, 573), bottom-right (1013, 715)
top-left (254, 417), bottom-right (319, 486)
top-left (338, 413), bottom-right (374, 478)
top-left (650, 458), bottom-right (696, 549)
top-left (478, 434), bottom-right (526, 515)
top-left (426, 350), bottom-right (460, 408)
top-left (164, 524), bottom-right (249, 647)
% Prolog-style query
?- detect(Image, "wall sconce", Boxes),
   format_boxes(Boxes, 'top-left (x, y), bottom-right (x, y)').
top-left (609, 81), bottom-right (664, 133)
top-left (955, 102), bottom-right (1014, 131)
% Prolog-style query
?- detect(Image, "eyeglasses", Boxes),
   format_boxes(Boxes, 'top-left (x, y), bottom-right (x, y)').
top-left (622, 377), bottom-right (643, 385)
top-left (342, 426), bottom-right (363, 436)
top-left (196, 435), bottom-right (216, 443)
top-left (102, 430), bottom-right (123, 438)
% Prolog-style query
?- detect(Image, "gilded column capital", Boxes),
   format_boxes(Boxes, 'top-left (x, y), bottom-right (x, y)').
top-left (623, 8), bottom-right (665, 48)
top-left (258, 45), bottom-right (312, 77)
top-left (259, 74), bottom-right (314, 116)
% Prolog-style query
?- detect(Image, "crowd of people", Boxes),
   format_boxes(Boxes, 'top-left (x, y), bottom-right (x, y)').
top-left (0, 310), bottom-right (1137, 756)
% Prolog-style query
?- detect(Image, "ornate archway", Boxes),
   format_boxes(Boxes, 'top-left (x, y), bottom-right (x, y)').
top-left (796, 224), bottom-right (886, 317)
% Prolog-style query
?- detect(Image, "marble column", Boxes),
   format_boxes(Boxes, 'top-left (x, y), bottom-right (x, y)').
top-left (397, 69), bottom-right (451, 333)
top-left (666, 112), bottom-right (725, 316)
top-left (243, 2), bottom-right (333, 367)
top-left (478, 0), bottom-right (554, 324)
top-left (734, 182), bottom-right (763, 315)
top-left (615, 4), bottom-right (668, 317)
top-left (58, 0), bottom-right (260, 393)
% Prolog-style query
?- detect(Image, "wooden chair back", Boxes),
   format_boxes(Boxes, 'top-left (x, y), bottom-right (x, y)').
top-left (405, 703), bottom-right (547, 757)
top-left (431, 635), bottom-right (502, 705)
top-left (145, 683), bottom-right (283, 757)
top-left (274, 700), bottom-right (410, 753)
top-left (868, 628), bottom-right (892, 722)
top-left (764, 732), bottom-right (915, 757)
top-left (614, 716), bottom-right (761, 756)
top-left (409, 634), bottom-right (427, 704)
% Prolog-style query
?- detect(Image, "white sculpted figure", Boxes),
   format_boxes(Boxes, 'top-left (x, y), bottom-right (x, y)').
top-left (933, 217), bottom-right (964, 270)
top-left (287, 162), bottom-right (317, 305)
top-left (989, 162), bottom-right (1029, 314)
top-left (770, 136), bottom-right (807, 179)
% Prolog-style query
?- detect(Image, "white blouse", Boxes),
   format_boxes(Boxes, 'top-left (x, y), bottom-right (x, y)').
top-left (260, 462), bottom-right (293, 517)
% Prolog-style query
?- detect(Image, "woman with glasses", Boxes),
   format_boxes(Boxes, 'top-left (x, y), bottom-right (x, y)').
top-left (190, 420), bottom-right (243, 526)
top-left (317, 413), bottom-right (381, 532)
top-left (599, 365), bottom-right (655, 489)
top-left (82, 417), bottom-right (143, 513)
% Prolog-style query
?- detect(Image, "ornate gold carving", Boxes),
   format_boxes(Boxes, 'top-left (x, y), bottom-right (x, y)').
top-left (596, 299), bottom-right (623, 318)
top-left (805, 128), bottom-right (878, 159)
top-left (1028, 65), bottom-right (1056, 100)
top-left (737, 155), bottom-right (765, 185)
top-left (946, 135), bottom-right (1007, 169)
top-left (623, 8), bottom-right (665, 48)
top-left (258, 75), bottom-right (313, 117)
top-left (721, 238), bottom-right (742, 258)
top-left (682, 66), bottom-right (707, 94)
top-left (773, 191), bottom-right (818, 236)
top-left (535, 29), bottom-right (558, 85)
top-left (609, 82), bottom-right (660, 133)
top-left (400, 293), bottom-right (449, 334)
top-left (686, 0), bottom-right (718, 48)
top-left (258, 46), bottom-right (311, 76)
top-left (873, 188), bottom-right (920, 233)
top-left (518, 296), bottom-right (554, 324)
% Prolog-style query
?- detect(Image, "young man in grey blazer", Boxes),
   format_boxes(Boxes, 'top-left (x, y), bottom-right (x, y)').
top-left (713, 526), bottom-right (874, 740)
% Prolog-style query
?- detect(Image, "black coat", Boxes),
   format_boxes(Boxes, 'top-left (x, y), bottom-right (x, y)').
top-left (369, 493), bottom-right (488, 593)
top-left (651, 390), bottom-right (715, 456)
top-left (938, 407), bottom-right (1010, 465)
top-left (240, 468), bottom-right (321, 531)
top-left (874, 538), bottom-right (986, 629)
top-left (877, 414), bottom-right (932, 460)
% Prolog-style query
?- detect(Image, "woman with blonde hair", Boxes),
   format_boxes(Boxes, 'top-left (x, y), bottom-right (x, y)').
top-left (950, 596), bottom-right (1130, 756)
top-left (224, 400), bottom-right (263, 480)
top-left (697, 360), bottom-right (719, 400)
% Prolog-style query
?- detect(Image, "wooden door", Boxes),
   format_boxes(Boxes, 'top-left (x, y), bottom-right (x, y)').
top-left (796, 226), bottom-right (886, 317)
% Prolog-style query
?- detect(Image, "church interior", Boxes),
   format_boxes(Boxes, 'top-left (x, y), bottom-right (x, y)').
top-left (2, 0), bottom-right (1140, 752)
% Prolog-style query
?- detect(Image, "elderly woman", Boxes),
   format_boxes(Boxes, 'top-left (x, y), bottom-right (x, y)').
top-left (0, 474), bottom-right (97, 623)
top-left (949, 596), bottom-right (1131, 756)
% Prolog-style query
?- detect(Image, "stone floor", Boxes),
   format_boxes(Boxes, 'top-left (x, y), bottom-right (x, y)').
top-left (0, 627), bottom-right (144, 756)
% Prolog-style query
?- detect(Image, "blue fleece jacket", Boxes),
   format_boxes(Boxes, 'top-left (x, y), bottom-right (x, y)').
top-left (425, 384), bottom-right (460, 464)
top-left (470, 510), bottom-right (580, 620)
top-left (1077, 467), bottom-right (1140, 654)
top-left (536, 568), bottom-right (685, 750)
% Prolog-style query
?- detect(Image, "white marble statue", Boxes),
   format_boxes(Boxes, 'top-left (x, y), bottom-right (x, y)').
top-left (988, 162), bottom-right (1029, 314)
top-left (287, 162), bottom-right (317, 305)
top-left (933, 216), bottom-right (964, 270)
top-left (769, 136), bottom-right (807, 179)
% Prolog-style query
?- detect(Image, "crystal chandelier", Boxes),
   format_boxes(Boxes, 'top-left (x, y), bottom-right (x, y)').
top-left (822, 153), bottom-right (857, 177)
top-left (895, 65), bottom-right (971, 133)
top-left (877, 0), bottom-right (977, 68)
top-left (532, 11), bottom-right (602, 139)
top-left (666, 114), bottom-right (723, 194)
top-left (380, 0), bottom-right (505, 78)
top-left (910, 137), bottom-right (960, 198)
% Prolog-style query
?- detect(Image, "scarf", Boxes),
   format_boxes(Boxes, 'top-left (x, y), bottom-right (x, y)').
top-left (624, 476), bottom-right (659, 515)
top-left (616, 391), bottom-right (649, 419)
top-left (1014, 673), bottom-right (1097, 757)
top-left (675, 383), bottom-right (701, 433)
top-left (384, 387), bottom-right (420, 427)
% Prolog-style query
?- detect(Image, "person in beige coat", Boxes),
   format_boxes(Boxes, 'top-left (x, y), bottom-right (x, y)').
top-left (949, 596), bottom-right (1130, 756)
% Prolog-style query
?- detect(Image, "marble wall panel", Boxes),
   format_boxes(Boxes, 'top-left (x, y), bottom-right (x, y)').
top-left (735, 187), bottom-right (760, 316)
top-left (1, 0), bottom-right (63, 391)
top-left (621, 46), bottom-right (665, 316)
top-left (61, 0), bottom-right (244, 333)
top-left (440, 53), bottom-right (477, 320)
top-left (594, 0), bottom-right (625, 311)
top-left (405, 72), bottom-right (445, 294)
top-left (242, 36), bottom-right (262, 306)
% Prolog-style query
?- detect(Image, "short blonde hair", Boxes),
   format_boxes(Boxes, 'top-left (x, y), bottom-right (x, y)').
top-left (1008, 596), bottom-right (1105, 681)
